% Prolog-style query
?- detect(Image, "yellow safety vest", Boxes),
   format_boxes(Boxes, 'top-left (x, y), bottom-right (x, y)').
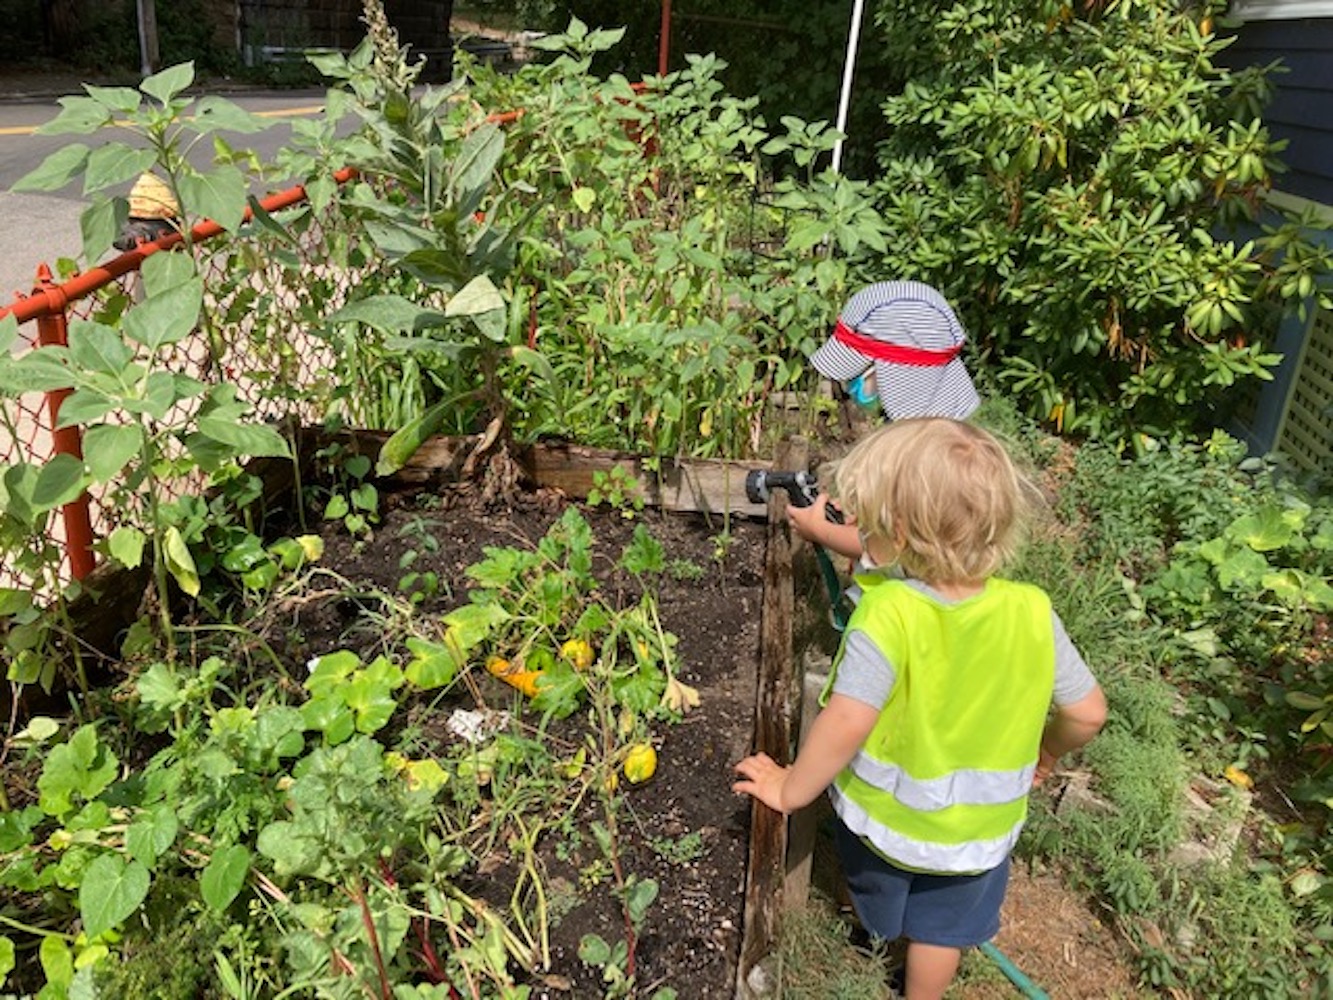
top-left (827, 576), bottom-right (1055, 873)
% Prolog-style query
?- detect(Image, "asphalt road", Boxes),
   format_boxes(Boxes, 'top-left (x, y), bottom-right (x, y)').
top-left (0, 87), bottom-right (332, 315)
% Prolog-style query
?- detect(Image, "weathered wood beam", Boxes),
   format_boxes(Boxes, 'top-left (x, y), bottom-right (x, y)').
top-left (735, 436), bottom-right (807, 998)
top-left (301, 429), bottom-right (775, 518)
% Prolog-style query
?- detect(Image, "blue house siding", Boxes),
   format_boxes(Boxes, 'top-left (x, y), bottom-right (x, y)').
top-left (1222, 18), bottom-right (1333, 207)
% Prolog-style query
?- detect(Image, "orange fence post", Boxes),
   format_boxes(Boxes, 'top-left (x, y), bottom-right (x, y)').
top-left (32, 265), bottom-right (95, 580)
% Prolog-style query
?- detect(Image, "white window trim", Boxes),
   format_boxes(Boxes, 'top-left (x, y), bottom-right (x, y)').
top-left (1230, 0), bottom-right (1333, 20)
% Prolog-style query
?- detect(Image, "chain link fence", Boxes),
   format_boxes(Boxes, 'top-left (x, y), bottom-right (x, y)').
top-left (0, 173), bottom-right (372, 594)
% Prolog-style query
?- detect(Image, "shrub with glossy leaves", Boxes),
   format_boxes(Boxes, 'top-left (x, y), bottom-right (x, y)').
top-left (868, 0), bottom-right (1333, 439)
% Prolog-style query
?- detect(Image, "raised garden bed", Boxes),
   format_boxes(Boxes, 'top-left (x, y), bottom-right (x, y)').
top-left (0, 432), bottom-right (808, 998)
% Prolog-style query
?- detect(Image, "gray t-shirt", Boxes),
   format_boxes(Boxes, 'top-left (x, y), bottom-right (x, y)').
top-left (830, 578), bottom-right (1097, 710)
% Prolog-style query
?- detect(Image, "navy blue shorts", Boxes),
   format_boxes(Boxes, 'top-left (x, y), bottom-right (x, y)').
top-left (833, 817), bottom-right (1009, 948)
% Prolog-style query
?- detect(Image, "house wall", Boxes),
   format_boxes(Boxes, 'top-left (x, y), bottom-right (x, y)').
top-left (1221, 17), bottom-right (1333, 207)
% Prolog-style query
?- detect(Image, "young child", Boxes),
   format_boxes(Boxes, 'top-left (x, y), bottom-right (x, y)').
top-left (789, 281), bottom-right (981, 561)
top-left (732, 419), bottom-right (1107, 1000)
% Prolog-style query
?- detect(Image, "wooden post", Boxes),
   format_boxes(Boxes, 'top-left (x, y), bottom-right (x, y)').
top-left (734, 436), bottom-right (807, 998)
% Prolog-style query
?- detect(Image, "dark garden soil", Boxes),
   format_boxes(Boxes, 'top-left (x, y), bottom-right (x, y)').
top-left (293, 482), bottom-right (766, 998)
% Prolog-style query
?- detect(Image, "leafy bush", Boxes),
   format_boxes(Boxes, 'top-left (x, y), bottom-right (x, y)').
top-left (534, 0), bottom-right (897, 178)
top-left (1015, 414), bottom-right (1332, 997)
top-left (867, 0), bottom-right (1333, 439)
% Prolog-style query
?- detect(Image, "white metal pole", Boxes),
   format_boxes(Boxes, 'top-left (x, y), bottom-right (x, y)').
top-left (137, 0), bottom-right (159, 77)
top-left (831, 0), bottom-right (867, 175)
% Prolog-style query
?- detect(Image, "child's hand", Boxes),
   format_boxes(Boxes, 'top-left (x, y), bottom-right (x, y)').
top-left (1033, 746), bottom-right (1060, 786)
top-left (786, 494), bottom-right (836, 543)
top-left (732, 752), bottom-right (792, 814)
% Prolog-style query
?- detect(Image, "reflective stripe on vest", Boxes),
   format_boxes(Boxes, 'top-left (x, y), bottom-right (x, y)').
top-left (828, 576), bottom-right (1055, 873)
top-left (847, 756), bottom-right (1037, 810)
top-left (830, 781), bottom-right (1026, 873)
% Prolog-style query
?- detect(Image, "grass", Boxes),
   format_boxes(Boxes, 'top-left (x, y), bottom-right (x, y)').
top-left (778, 894), bottom-right (897, 999)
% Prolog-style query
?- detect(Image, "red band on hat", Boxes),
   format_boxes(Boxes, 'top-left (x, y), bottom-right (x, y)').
top-left (834, 320), bottom-right (962, 367)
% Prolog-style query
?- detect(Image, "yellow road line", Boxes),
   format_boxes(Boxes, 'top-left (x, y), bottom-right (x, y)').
top-left (255, 105), bottom-right (325, 117)
top-left (0, 104), bottom-right (326, 136)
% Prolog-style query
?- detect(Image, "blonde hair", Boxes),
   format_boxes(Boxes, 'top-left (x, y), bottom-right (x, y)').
top-left (832, 418), bottom-right (1030, 584)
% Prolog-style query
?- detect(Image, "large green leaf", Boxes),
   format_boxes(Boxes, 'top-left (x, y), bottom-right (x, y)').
top-left (450, 123), bottom-right (505, 215)
top-left (441, 603), bottom-right (510, 654)
top-left (80, 196), bottom-right (128, 262)
top-left (139, 249), bottom-right (194, 297)
top-left (6, 349), bottom-right (74, 393)
top-left (123, 279), bottom-right (204, 349)
top-left (403, 637), bottom-right (460, 690)
top-left (32, 453), bottom-right (87, 511)
top-left (125, 804), bottom-right (178, 867)
top-left (192, 96), bottom-right (268, 135)
top-left (83, 424), bottom-right (142, 483)
top-left (471, 307), bottom-right (507, 342)
top-left (83, 84), bottom-right (143, 114)
top-left (80, 853), bottom-right (150, 939)
top-left (375, 399), bottom-right (454, 476)
top-left (140, 62), bottom-right (195, 105)
top-left (108, 526), bottom-right (146, 569)
top-left (37, 725), bottom-right (118, 818)
top-left (1228, 507), bottom-right (1294, 553)
top-left (83, 143), bottom-right (156, 196)
top-left (256, 820), bottom-right (321, 877)
top-left (36, 96), bottom-right (108, 135)
top-left (196, 417), bottom-right (292, 459)
top-left (507, 345), bottom-right (555, 383)
top-left (0, 935), bottom-right (14, 985)
top-left (329, 294), bottom-right (445, 333)
top-left (11, 144), bottom-right (91, 192)
top-left (177, 166), bottom-right (247, 232)
top-left (201, 844), bottom-right (251, 911)
top-left (445, 275), bottom-right (504, 318)
top-left (163, 525), bottom-right (200, 597)
top-left (1, 464), bottom-right (40, 528)
top-left (39, 936), bottom-right (72, 989)
top-left (53, 388), bottom-right (117, 429)
top-left (67, 320), bottom-right (134, 376)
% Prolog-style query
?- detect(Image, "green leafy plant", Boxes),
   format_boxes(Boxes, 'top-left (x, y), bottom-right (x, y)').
top-left (310, 2), bottom-right (552, 472)
top-left (312, 442), bottom-right (380, 539)
top-left (1, 251), bottom-right (292, 659)
top-left (586, 466), bottom-right (645, 518)
top-left (577, 874), bottom-right (674, 999)
top-left (868, 0), bottom-right (1333, 439)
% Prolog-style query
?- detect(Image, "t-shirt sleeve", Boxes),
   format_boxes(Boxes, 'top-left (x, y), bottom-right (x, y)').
top-left (829, 629), bottom-right (896, 709)
top-left (1052, 611), bottom-right (1097, 705)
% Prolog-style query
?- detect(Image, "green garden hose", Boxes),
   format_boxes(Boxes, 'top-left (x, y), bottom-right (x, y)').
top-left (815, 546), bottom-right (852, 631)
top-left (979, 941), bottom-right (1049, 999)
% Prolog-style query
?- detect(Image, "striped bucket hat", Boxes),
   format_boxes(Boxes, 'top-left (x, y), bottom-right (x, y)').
top-left (809, 281), bottom-right (980, 421)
